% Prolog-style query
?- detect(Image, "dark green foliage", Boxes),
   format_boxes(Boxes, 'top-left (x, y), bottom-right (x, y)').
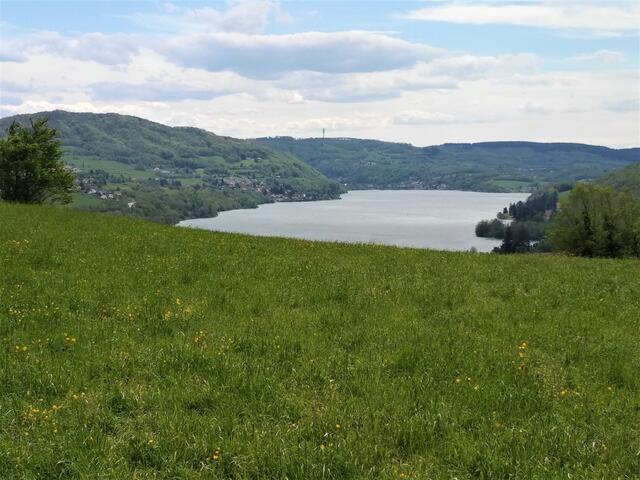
top-left (0, 119), bottom-right (74, 204)
top-left (598, 162), bottom-right (640, 198)
top-left (477, 189), bottom-right (557, 253)
top-left (508, 189), bottom-right (559, 221)
top-left (550, 183), bottom-right (640, 258)
top-left (475, 219), bottom-right (506, 238)
top-left (1, 202), bottom-right (639, 478)
top-left (493, 222), bottom-right (548, 253)
top-left (256, 137), bottom-right (639, 191)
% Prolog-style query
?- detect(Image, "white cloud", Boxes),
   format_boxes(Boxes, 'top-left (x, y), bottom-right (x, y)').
top-left (406, 1), bottom-right (640, 35)
top-left (392, 111), bottom-right (457, 125)
top-left (10, 31), bottom-right (141, 66)
top-left (130, 0), bottom-right (289, 34)
top-left (570, 50), bottom-right (626, 64)
top-left (1, 3), bottom-right (637, 148)
top-left (7, 28), bottom-right (443, 79)
top-left (425, 53), bottom-right (541, 79)
top-left (522, 101), bottom-right (555, 115)
top-left (274, 67), bottom-right (457, 103)
top-left (0, 49), bottom-right (26, 63)
top-left (161, 31), bottom-right (443, 77)
top-left (89, 82), bottom-right (229, 102)
top-left (604, 98), bottom-right (640, 113)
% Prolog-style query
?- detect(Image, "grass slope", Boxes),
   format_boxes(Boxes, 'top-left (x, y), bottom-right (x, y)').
top-left (1, 203), bottom-right (639, 479)
top-left (255, 137), bottom-right (640, 192)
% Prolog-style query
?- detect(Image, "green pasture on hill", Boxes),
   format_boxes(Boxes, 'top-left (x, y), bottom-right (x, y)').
top-left (1, 202), bottom-right (639, 479)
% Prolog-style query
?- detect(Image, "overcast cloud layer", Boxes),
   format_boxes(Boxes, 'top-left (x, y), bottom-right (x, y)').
top-left (0, 0), bottom-right (638, 147)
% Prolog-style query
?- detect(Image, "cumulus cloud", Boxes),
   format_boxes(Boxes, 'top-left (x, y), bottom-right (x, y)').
top-left (392, 111), bottom-right (457, 125)
top-left (425, 53), bottom-right (541, 79)
top-left (0, 94), bottom-right (22, 106)
top-left (89, 82), bottom-right (233, 102)
top-left (8, 31), bottom-right (142, 66)
top-left (570, 50), bottom-right (626, 64)
top-left (406, 1), bottom-right (640, 36)
top-left (275, 67), bottom-right (457, 103)
top-left (1, 2), bottom-right (637, 147)
top-left (160, 31), bottom-right (443, 77)
top-left (130, 0), bottom-right (289, 34)
top-left (0, 50), bottom-right (26, 63)
top-left (603, 98), bottom-right (640, 112)
top-left (522, 101), bottom-right (555, 115)
top-left (6, 28), bottom-right (444, 79)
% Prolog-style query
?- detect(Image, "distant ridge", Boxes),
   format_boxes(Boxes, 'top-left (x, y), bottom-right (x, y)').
top-left (1, 110), bottom-right (637, 197)
top-left (255, 136), bottom-right (639, 192)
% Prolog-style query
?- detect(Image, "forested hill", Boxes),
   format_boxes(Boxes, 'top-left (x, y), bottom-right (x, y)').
top-left (0, 111), bottom-right (343, 223)
top-left (598, 162), bottom-right (640, 197)
top-left (255, 137), bottom-right (640, 192)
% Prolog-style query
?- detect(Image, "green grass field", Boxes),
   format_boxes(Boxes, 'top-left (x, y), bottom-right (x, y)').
top-left (1, 202), bottom-right (639, 479)
top-left (65, 157), bottom-right (157, 180)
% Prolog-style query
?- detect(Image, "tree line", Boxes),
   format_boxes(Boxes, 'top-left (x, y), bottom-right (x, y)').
top-left (476, 182), bottom-right (640, 258)
top-left (550, 183), bottom-right (640, 257)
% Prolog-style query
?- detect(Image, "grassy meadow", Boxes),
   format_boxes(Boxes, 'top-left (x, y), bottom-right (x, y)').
top-left (1, 202), bottom-right (639, 479)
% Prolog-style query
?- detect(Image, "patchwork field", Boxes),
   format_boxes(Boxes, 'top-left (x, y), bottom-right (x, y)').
top-left (1, 202), bottom-right (639, 479)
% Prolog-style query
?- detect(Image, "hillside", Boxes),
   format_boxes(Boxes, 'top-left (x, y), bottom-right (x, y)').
top-left (0, 111), bottom-right (342, 223)
top-left (2, 202), bottom-right (639, 478)
top-left (598, 162), bottom-right (640, 197)
top-left (255, 137), bottom-right (640, 192)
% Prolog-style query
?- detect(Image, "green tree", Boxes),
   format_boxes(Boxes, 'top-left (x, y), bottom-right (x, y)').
top-left (0, 118), bottom-right (74, 204)
top-left (550, 183), bottom-right (640, 258)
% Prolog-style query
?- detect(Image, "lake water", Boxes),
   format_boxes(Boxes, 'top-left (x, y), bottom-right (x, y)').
top-left (178, 190), bottom-right (529, 252)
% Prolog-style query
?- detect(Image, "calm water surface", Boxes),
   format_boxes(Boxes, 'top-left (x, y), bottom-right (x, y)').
top-left (178, 190), bottom-right (529, 252)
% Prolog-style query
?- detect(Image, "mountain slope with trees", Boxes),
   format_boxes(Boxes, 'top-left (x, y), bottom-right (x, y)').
top-left (0, 111), bottom-right (343, 223)
top-left (598, 162), bottom-right (640, 197)
top-left (255, 137), bottom-right (639, 192)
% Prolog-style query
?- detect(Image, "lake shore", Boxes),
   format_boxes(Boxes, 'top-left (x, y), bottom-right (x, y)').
top-left (178, 190), bottom-right (529, 252)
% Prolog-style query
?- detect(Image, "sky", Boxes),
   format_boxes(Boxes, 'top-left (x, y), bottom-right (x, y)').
top-left (0, 0), bottom-right (639, 147)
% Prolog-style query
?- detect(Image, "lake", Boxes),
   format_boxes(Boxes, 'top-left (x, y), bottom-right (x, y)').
top-left (178, 190), bottom-right (529, 252)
